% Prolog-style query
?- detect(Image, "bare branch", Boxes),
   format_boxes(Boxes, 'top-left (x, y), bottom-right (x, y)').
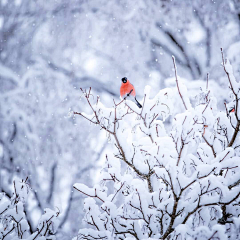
top-left (172, 56), bottom-right (188, 110)
top-left (73, 186), bottom-right (104, 203)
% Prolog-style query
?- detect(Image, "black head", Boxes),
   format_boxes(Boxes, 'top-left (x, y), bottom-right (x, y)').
top-left (122, 77), bottom-right (127, 83)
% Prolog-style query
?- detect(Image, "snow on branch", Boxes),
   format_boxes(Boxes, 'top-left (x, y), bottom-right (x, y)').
top-left (73, 52), bottom-right (240, 240)
top-left (221, 48), bottom-right (240, 148)
top-left (0, 178), bottom-right (60, 240)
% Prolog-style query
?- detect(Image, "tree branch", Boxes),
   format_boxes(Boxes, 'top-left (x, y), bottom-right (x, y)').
top-left (172, 56), bottom-right (188, 110)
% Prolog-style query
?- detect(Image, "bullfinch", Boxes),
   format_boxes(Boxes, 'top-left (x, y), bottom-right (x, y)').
top-left (120, 77), bottom-right (142, 108)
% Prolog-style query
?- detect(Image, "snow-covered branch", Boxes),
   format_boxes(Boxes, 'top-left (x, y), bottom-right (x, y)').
top-left (0, 178), bottom-right (60, 240)
top-left (73, 55), bottom-right (240, 239)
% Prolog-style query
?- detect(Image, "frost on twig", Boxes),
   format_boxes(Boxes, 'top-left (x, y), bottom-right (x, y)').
top-left (73, 53), bottom-right (240, 239)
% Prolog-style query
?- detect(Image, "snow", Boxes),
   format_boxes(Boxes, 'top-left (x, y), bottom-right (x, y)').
top-left (72, 66), bottom-right (240, 239)
top-left (1, 1), bottom-right (240, 239)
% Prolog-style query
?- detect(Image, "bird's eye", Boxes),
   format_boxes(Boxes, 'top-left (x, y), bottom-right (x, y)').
top-left (122, 77), bottom-right (127, 83)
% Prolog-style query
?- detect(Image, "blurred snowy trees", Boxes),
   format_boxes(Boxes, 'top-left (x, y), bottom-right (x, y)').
top-left (0, 0), bottom-right (240, 239)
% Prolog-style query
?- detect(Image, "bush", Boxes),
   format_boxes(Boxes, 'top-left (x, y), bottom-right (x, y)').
top-left (73, 53), bottom-right (240, 239)
top-left (0, 178), bottom-right (59, 240)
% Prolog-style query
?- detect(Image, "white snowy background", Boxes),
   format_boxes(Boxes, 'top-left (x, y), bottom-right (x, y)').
top-left (1, 0), bottom-right (240, 239)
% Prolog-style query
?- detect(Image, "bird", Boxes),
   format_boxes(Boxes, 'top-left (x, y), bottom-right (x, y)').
top-left (120, 77), bottom-right (142, 108)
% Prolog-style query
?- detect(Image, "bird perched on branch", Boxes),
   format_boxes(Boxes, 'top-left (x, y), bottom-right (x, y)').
top-left (120, 77), bottom-right (142, 108)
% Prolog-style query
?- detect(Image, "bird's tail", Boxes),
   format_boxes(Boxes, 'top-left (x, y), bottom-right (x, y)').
top-left (135, 97), bottom-right (142, 108)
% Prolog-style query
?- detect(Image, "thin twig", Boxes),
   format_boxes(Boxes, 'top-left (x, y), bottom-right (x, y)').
top-left (221, 48), bottom-right (240, 147)
top-left (73, 186), bottom-right (104, 202)
top-left (202, 134), bottom-right (216, 158)
top-left (172, 56), bottom-right (188, 110)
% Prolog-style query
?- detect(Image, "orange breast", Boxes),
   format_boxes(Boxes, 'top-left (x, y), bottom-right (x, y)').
top-left (120, 80), bottom-right (136, 97)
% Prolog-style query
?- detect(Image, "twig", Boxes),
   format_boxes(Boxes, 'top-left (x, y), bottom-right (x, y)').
top-left (224, 102), bottom-right (228, 117)
top-left (228, 121), bottom-right (240, 147)
top-left (111, 182), bottom-right (124, 202)
top-left (219, 151), bottom-right (230, 163)
top-left (221, 48), bottom-right (240, 147)
top-left (202, 134), bottom-right (216, 158)
top-left (229, 178), bottom-right (240, 190)
top-left (221, 48), bottom-right (236, 95)
top-left (172, 56), bottom-right (188, 110)
top-left (202, 91), bottom-right (210, 114)
top-left (73, 186), bottom-right (104, 203)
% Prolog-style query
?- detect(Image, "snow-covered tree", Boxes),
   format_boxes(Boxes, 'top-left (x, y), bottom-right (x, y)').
top-left (73, 52), bottom-right (240, 239)
top-left (0, 178), bottom-right (59, 240)
top-left (1, 0), bottom-right (240, 239)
